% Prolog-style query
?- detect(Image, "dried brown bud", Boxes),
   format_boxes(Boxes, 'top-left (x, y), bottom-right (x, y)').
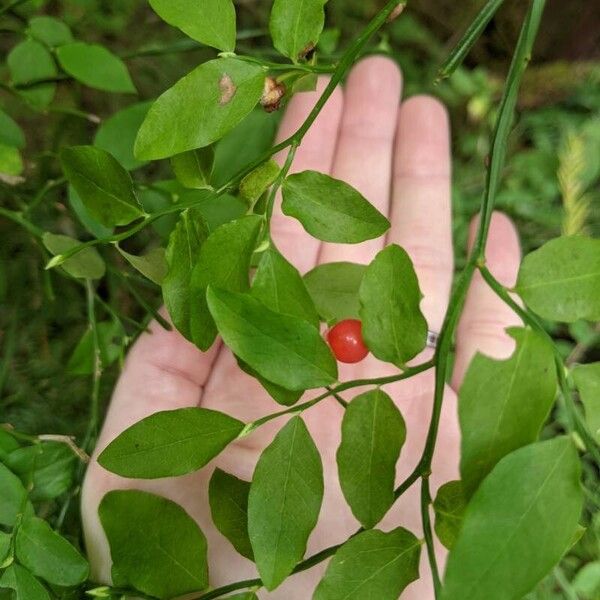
top-left (386, 3), bottom-right (405, 22)
top-left (260, 77), bottom-right (286, 113)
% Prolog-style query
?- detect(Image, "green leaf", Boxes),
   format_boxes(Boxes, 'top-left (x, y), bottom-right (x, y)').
top-left (516, 236), bottom-right (600, 322)
top-left (15, 517), bottom-right (89, 586)
top-left (304, 262), bottom-right (366, 323)
top-left (135, 58), bottom-right (265, 160)
top-left (60, 146), bottom-right (143, 228)
top-left (5, 442), bottom-right (76, 502)
top-left (459, 327), bottom-right (557, 496)
top-left (171, 147), bottom-right (215, 189)
top-left (42, 232), bottom-right (105, 280)
top-left (207, 287), bottom-right (338, 390)
top-left (56, 42), bottom-right (136, 93)
top-left (442, 437), bottom-right (583, 600)
top-left (7, 39), bottom-right (56, 109)
top-left (223, 594), bottom-right (258, 600)
top-left (98, 407), bottom-right (244, 478)
top-left (251, 246), bottom-right (319, 328)
top-left (270, 0), bottom-right (328, 62)
top-left (359, 245), bottom-right (427, 366)
top-left (237, 359), bottom-right (302, 406)
top-left (99, 490), bottom-right (208, 599)
top-left (313, 528), bottom-right (421, 600)
top-left (0, 110), bottom-right (25, 149)
top-left (67, 319), bottom-right (124, 376)
top-left (28, 16), bottom-right (73, 47)
top-left (209, 468), bottom-right (253, 559)
top-left (0, 430), bottom-right (19, 461)
top-left (190, 215), bottom-right (263, 350)
top-left (239, 159), bottom-right (280, 205)
top-left (282, 171), bottom-right (390, 243)
top-left (573, 362), bottom-right (600, 441)
top-left (337, 389), bottom-right (405, 529)
top-left (0, 144), bottom-right (23, 177)
top-left (432, 480), bottom-right (466, 550)
top-left (94, 101), bottom-right (152, 170)
top-left (0, 463), bottom-right (30, 526)
top-left (163, 208), bottom-right (210, 340)
top-left (573, 562), bottom-right (600, 599)
top-left (248, 417), bottom-right (323, 590)
top-left (149, 0), bottom-right (236, 51)
top-left (0, 565), bottom-right (50, 600)
top-left (0, 532), bottom-right (10, 564)
top-left (68, 186), bottom-right (113, 239)
top-left (117, 246), bottom-right (167, 285)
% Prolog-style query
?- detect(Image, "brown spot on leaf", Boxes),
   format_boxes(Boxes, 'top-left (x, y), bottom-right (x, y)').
top-left (260, 77), bottom-right (286, 113)
top-left (219, 73), bottom-right (236, 106)
top-left (299, 42), bottom-right (316, 62)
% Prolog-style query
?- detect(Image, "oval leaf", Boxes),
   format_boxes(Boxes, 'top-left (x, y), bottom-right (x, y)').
top-left (15, 517), bottom-right (89, 587)
top-left (359, 244), bottom-right (427, 366)
top-left (313, 528), bottom-right (421, 600)
top-left (270, 0), bottom-right (328, 62)
top-left (171, 147), bottom-right (215, 190)
top-left (99, 490), bottom-right (208, 599)
top-left (433, 480), bottom-right (466, 550)
top-left (442, 437), bottom-right (583, 600)
top-left (42, 233), bottom-right (105, 280)
top-left (248, 417), bottom-right (324, 590)
top-left (135, 58), bottom-right (265, 160)
top-left (98, 407), bottom-right (244, 478)
top-left (209, 468), bottom-right (253, 559)
top-left (304, 261), bottom-right (366, 323)
top-left (207, 287), bottom-right (338, 390)
top-left (0, 565), bottom-right (50, 600)
top-left (516, 236), bottom-right (600, 322)
top-left (149, 0), bottom-right (236, 52)
top-left (0, 109), bottom-right (25, 149)
top-left (573, 363), bottom-right (600, 442)
top-left (56, 42), bottom-right (136, 93)
top-left (0, 463), bottom-right (31, 527)
top-left (60, 146), bottom-right (143, 228)
top-left (117, 246), bottom-right (167, 285)
top-left (458, 327), bottom-right (557, 496)
top-left (337, 389), bottom-right (406, 529)
top-left (28, 16), bottom-right (73, 47)
top-left (282, 171), bottom-right (390, 243)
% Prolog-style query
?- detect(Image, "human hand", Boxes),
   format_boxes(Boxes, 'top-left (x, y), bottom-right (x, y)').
top-left (81, 56), bottom-right (522, 599)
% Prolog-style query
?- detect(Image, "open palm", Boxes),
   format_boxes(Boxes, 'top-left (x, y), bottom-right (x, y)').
top-left (82, 57), bottom-right (522, 599)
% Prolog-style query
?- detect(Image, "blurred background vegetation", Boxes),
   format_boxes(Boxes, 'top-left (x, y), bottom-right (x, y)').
top-left (0, 0), bottom-right (599, 597)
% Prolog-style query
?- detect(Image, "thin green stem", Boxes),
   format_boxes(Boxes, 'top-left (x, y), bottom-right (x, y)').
top-left (25, 177), bottom-right (67, 213)
top-left (265, 142), bottom-right (298, 222)
top-left (0, 206), bottom-right (44, 238)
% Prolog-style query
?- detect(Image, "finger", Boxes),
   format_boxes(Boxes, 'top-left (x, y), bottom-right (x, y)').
top-left (452, 211), bottom-right (522, 389)
top-left (318, 56), bottom-right (402, 265)
top-left (271, 77), bottom-right (344, 273)
top-left (389, 95), bottom-right (452, 332)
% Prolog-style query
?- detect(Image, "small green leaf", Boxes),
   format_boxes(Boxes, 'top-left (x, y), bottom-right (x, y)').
top-left (442, 438), bottom-right (583, 600)
top-left (573, 562), bottom-right (600, 599)
top-left (94, 101), bottom-right (152, 170)
top-left (248, 417), bottom-right (323, 590)
top-left (207, 287), bottom-right (337, 390)
top-left (7, 39), bottom-right (57, 109)
top-left (304, 262), bottom-right (366, 323)
top-left (117, 246), bottom-right (167, 285)
top-left (459, 328), bottom-right (557, 496)
top-left (171, 147), bottom-right (215, 189)
top-left (98, 407), bottom-right (244, 478)
top-left (68, 186), bottom-right (113, 239)
top-left (359, 245), bottom-right (427, 366)
top-left (67, 320), bottom-right (124, 376)
top-left (99, 490), bottom-right (208, 599)
top-left (42, 232), bottom-right (105, 280)
top-left (573, 362), bottom-right (600, 441)
top-left (433, 480), bottom-right (466, 550)
top-left (209, 468), bottom-right (253, 559)
top-left (239, 160), bottom-right (280, 205)
top-left (163, 208), bottom-right (210, 340)
top-left (56, 42), bottom-right (136, 93)
top-left (282, 171), bottom-right (390, 243)
top-left (28, 16), bottom-right (73, 47)
top-left (149, 0), bottom-right (236, 52)
top-left (251, 246), bottom-right (319, 328)
top-left (0, 110), bottom-right (25, 149)
top-left (0, 144), bottom-right (23, 177)
top-left (237, 359), bottom-right (302, 406)
top-left (135, 58), bottom-right (265, 160)
top-left (0, 430), bottom-right (19, 460)
top-left (190, 215), bottom-right (263, 350)
top-left (337, 389), bottom-right (405, 529)
top-left (0, 532), bottom-right (10, 564)
top-left (0, 565), bottom-right (51, 600)
top-left (0, 463), bottom-right (31, 527)
top-left (270, 0), bottom-right (328, 62)
top-left (313, 528), bottom-right (421, 600)
top-left (60, 146), bottom-right (143, 227)
top-left (516, 236), bottom-right (600, 322)
top-left (15, 517), bottom-right (89, 586)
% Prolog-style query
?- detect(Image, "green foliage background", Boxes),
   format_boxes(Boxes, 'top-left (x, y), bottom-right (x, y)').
top-left (1, 0), bottom-right (600, 597)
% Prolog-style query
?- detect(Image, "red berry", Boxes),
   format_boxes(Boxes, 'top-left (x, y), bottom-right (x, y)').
top-left (327, 319), bottom-right (369, 364)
